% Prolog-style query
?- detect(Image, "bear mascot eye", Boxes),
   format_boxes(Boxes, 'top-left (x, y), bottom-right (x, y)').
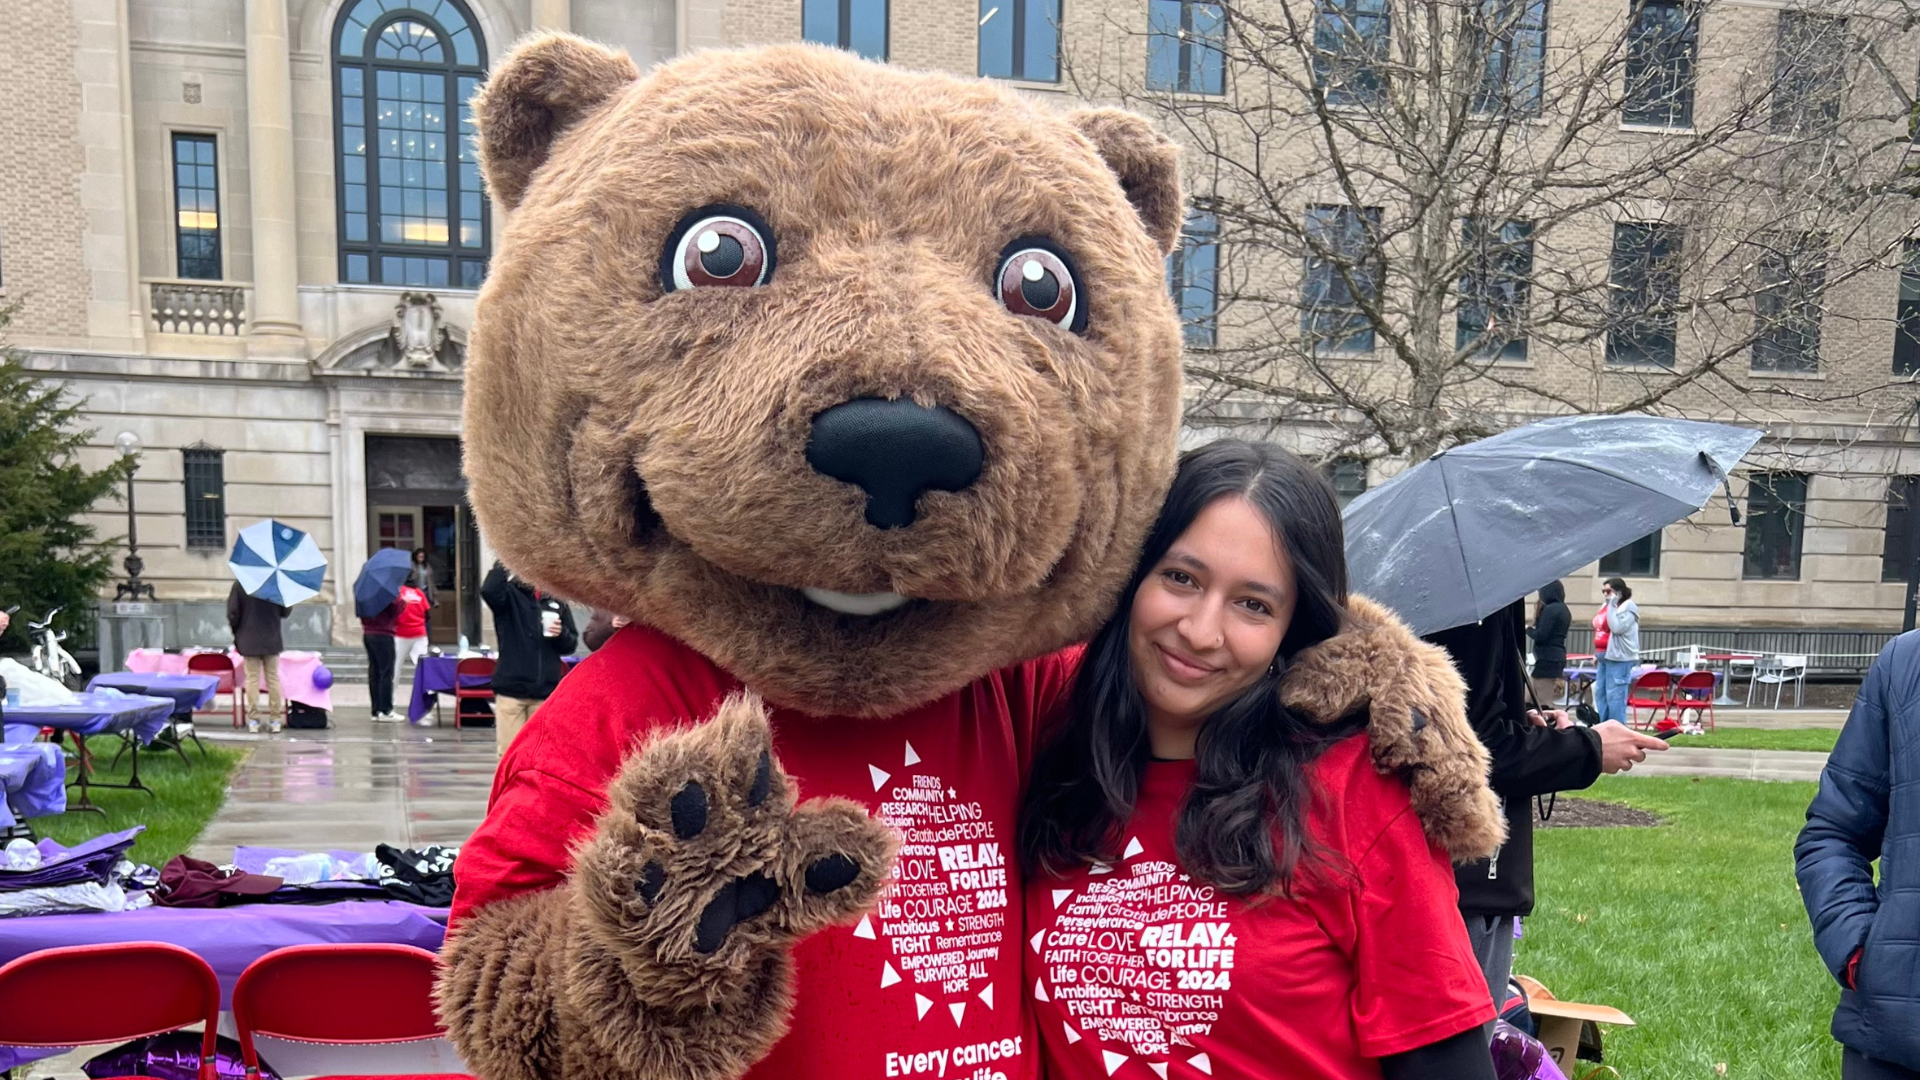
top-left (993, 238), bottom-right (1086, 334)
top-left (660, 205), bottom-right (777, 291)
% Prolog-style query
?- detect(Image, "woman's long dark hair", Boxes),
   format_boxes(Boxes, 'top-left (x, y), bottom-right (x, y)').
top-left (1604, 576), bottom-right (1632, 602)
top-left (1018, 439), bottom-right (1351, 896)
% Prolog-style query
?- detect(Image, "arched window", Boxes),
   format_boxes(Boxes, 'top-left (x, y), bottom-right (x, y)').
top-left (334, 0), bottom-right (488, 288)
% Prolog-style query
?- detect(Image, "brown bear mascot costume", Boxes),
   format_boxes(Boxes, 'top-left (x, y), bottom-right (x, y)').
top-left (439, 32), bottom-right (1503, 1080)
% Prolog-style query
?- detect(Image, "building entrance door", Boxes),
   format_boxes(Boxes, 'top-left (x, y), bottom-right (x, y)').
top-left (365, 435), bottom-right (480, 645)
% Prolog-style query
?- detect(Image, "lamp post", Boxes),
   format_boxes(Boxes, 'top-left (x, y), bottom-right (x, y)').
top-left (113, 431), bottom-right (156, 602)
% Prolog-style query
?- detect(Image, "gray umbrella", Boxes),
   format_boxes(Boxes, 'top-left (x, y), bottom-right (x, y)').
top-left (1343, 415), bottom-right (1762, 635)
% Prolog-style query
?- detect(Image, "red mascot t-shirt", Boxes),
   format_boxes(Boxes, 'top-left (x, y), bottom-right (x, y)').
top-left (1025, 734), bottom-right (1493, 1080)
top-left (452, 623), bottom-right (1080, 1080)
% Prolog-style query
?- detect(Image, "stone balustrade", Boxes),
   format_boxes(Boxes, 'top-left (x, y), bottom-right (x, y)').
top-left (148, 279), bottom-right (249, 336)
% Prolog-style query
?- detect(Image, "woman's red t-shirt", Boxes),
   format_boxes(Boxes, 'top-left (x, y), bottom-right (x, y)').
top-left (395, 586), bottom-right (429, 638)
top-left (1024, 734), bottom-right (1493, 1080)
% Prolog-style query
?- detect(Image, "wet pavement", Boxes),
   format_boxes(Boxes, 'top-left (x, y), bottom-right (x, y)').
top-left (192, 704), bottom-right (500, 862)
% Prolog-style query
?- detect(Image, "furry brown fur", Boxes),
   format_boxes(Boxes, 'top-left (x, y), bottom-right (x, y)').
top-left (1281, 595), bottom-right (1508, 863)
top-left (437, 694), bottom-right (897, 1080)
top-left (461, 35), bottom-right (1185, 719)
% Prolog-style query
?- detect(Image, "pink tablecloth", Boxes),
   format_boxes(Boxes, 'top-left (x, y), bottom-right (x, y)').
top-left (124, 649), bottom-right (333, 711)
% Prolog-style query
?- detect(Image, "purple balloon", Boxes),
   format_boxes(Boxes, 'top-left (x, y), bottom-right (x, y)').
top-left (311, 665), bottom-right (333, 690)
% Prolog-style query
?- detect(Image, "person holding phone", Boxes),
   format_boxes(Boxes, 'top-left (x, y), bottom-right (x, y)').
top-left (480, 561), bottom-right (579, 752)
top-left (1593, 578), bottom-right (1640, 725)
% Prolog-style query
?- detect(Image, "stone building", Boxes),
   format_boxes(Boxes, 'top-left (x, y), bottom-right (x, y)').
top-left (1, 0), bottom-right (1916, 665)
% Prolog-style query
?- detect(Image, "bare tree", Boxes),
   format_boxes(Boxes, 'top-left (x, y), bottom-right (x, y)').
top-left (1066, 0), bottom-right (1920, 464)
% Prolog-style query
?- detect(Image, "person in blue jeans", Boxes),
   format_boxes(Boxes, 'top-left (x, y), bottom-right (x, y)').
top-left (1797, 633), bottom-right (1920, 1078)
top-left (1593, 576), bottom-right (1640, 723)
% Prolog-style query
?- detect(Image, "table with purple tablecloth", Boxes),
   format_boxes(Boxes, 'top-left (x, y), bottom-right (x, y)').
top-left (0, 901), bottom-right (451, 1072)
top-left (2, 692), bottom-right (174, 745)
top-left (123, 649), bottom-right (334, 712)
top-left (85, 672), bottom-right (218, 715)
top-left (4, 692), bottom-right (178, 808)
top-left (0, 745), bottom-right (65, 826)
top-left (407, 654), bottom-right (581, 722)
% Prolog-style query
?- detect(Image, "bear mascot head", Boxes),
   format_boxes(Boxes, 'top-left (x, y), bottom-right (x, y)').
top-left (462, 38), bottom-right (1186, 717)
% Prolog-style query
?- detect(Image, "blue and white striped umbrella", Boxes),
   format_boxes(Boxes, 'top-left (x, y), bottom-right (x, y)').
top-left (228, 519), bottom-right (327, 606)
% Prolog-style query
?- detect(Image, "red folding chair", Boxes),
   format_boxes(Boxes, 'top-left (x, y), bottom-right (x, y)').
top-left (1670, 669), bottom-right (1717, 731)
top-left (1626, 670), bottom-right (1675, 730)
top-left (450, 657), bottom-right (496, 729)
top-left (0, 942), bottom-right (221, 1080)
top-left (233, 944), bottom-right (474, 1079)
top-left (187, 651), bottom-right (244, 728)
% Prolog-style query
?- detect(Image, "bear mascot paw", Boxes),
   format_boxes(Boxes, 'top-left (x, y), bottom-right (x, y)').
top-left (438, 693), bottom-right (895, 1080)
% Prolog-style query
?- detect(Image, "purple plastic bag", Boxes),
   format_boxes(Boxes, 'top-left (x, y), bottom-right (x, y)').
top-left (82, 1031), bottom-right (277, 1080)
top-left (0, 827), bottom-right (143, 890)
top-left (1491, 1019), bottom-right (1569, 1080)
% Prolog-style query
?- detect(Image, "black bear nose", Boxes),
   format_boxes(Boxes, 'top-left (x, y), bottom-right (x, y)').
top-left (806, 398), bottom-right (985, 529)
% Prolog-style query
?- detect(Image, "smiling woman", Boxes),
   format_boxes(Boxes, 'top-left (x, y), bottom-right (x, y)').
top-left (1019, 439), bottom-right (1500, 1080)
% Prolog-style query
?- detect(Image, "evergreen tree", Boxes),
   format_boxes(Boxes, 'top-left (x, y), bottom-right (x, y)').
top-left (0, 302), bottom-right (131, 651)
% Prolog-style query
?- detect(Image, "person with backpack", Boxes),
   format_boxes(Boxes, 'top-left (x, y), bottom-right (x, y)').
top-left (1797, 633), bottom-right (1920, 1078)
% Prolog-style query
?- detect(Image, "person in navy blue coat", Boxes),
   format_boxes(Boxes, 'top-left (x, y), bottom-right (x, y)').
top-left (1797, 632), bottom-right (1920, 1079)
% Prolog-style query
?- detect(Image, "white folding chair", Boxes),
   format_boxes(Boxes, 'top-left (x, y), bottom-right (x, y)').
top-left (1750, 654), bottom-right (1808, 709)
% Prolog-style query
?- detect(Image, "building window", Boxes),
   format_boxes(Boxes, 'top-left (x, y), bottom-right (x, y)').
top-left (1600, 531), bottom-right (1662, 577)
top-left (1325, 457), bottom-right (1368, 507)
top-left (1750, 232), bottom-right (1825, 375)
top-left (1313, 0), bottom-right (1389, 107)
top-left (1302, 204), bottom-right (1382, 355)
top-left (1147, 1), bottom-right (1224, 95)
top-left (334, 0), bottom-right (489, 289)
top-left (1895, 240), bottom-right (1920, 377)
top-left (1771, 12), bottom-right (1847, 136)
top-left (1168, 212), bottom-right (1218, 348)
top-left (1457, 218), bottom-right (1532, 362)
top-left (171, 134), bottom-right (222, 281)
top-left (1606, 222), bottom-right (1683, 369)
top-left (807, 0), bottom-right (888, 61)
top-left (183, 445), bottom-right (226, 550)
top-left (1623, 0), bottom-right (1696, 128)
top-left (1883, 477), bottom-right (1920, 582)
top-left (1743, 472), bottom-right (1809, 580)
top-left (1471, 0), bottom-right (1547, 117)
top-left (979, 0), bottom-right (1058, 81)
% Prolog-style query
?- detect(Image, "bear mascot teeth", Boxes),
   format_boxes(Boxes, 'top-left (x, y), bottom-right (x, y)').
top-left (438, 33), bottom-right (1503, 1080)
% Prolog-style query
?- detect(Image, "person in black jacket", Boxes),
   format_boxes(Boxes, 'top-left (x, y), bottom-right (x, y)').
top-left (1426, 599), bottom-right (1668, 1000)
top-left (481, 561), bottom-right (579, 754)
top-left (227, 581), bottom-right (291, 734)
top-left (1529, 581), bottom-right (1571, 708)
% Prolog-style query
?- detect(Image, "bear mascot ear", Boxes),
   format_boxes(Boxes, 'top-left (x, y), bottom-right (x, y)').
top-left (1066, 109), bottom-right (1185, 255)
top-left (472, 32), bottom-right (640, 210)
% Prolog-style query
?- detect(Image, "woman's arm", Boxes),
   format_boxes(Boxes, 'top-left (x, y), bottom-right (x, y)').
top-left (1380, 1025), bottom-right (1494, 1080)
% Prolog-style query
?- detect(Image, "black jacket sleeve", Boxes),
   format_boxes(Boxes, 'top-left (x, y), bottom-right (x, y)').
top-left (481, 563), bottom-right (511, 612)
top-left (1429, 604), bottom-right (1602, 800)
top-left (1379, 1024), bottom-right (1496, 1080)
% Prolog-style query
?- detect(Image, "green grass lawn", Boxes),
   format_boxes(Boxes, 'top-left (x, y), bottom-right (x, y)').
top-left (33, 738), bottom-right (245, 866)
top-left (1665, 726), bottom-right (1841, 753)
top-left (1525, 776), bottom-right (1837, 1080)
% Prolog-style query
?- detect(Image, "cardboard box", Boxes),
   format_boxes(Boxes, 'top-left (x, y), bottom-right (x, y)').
top-left (1514, 975), bottom-right (1636, 1070)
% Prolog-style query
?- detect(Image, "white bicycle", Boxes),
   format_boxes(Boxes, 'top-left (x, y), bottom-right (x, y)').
top-left (26, 607), bottom-right (83, 690)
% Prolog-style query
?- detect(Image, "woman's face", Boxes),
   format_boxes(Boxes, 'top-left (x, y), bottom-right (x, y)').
top-left (1128, 495), bottom-right (1296, 744)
